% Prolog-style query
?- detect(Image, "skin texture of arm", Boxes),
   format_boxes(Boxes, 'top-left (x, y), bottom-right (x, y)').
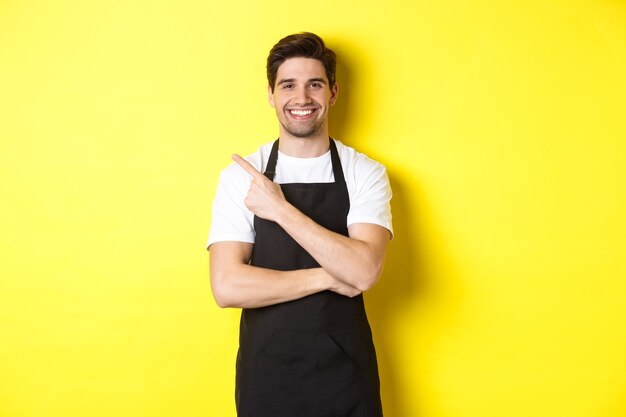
top-left (209, 241), bottom-right (361, 309)
top-left (232, 154), bottom-right (390, 293)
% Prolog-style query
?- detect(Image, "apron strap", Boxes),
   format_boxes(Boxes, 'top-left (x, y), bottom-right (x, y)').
top-left (328, 138), bottom-right (345, 184)
top-left (264, 139), bottom-right (280, 181)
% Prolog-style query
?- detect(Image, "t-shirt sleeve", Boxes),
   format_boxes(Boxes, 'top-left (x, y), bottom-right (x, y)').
top-left (347, 159), bottom-right (393, 238)
top-left (206, 165), bottom-right (255, 249)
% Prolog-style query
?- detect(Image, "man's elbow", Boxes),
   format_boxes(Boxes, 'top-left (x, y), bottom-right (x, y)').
top-left (213, 293), bottom-right (233, 309)
top-left (210, 274), bottom-right (237, 308)
top-left (355, 276), bottom-right (379, 292)
top-left (212, 288), bottom-right (232, 308)
top-left (354, 263), bottom-right (384, 292)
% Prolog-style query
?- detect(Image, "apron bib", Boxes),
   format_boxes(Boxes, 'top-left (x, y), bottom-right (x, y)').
top-left (236, 139), bottom-right (383, 417)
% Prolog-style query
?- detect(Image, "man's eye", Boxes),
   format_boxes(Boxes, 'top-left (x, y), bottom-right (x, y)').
top-left (282, 84), bottom-right (293, 89)
top-left (310, 82), bottom-right (322, 88)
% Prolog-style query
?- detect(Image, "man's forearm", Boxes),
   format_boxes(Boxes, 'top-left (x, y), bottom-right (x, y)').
top-left (274, 203), bottom-right (388, 292)
top-left (211, 265), bottom-right (324, 308)
top-left (209, 243), bottom-right (361, 309)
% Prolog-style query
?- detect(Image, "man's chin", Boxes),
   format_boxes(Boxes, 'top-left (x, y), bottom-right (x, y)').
top-left (290, 132), bottom-right (317, 138)
top-left (282, 123), bottom-right (323, 139)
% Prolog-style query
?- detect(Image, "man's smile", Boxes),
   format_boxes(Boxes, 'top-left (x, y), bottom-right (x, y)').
top-left (287, 108), bottom-right (317, 119)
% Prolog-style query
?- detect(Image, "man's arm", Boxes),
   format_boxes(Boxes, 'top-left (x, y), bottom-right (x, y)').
top-left (209, 241), bottom-right (361, 309)
top-left (232, 154), bottom-right (390, 292)
top-left (278, 215), bottom-right (389, 292)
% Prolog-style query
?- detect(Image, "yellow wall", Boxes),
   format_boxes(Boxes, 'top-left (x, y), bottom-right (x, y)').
top-left (1, 1), bottom-right (625, 416)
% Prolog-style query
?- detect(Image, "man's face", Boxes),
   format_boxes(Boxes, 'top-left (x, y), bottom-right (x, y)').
top-left (269, 57), bottom-right (338, 139)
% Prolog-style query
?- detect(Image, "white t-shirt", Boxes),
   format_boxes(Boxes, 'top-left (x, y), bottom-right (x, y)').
top-left (207, 139), bottom-right (393, 247)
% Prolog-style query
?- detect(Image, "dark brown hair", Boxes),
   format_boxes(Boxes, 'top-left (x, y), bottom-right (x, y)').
top-left (266, 32), bottom-right (337, 92)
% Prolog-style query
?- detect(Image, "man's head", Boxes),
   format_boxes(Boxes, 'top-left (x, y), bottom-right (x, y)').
top-left (267, 32), bottom-right (336, 93)
top-left (266, 33), bottom-right (339, 140)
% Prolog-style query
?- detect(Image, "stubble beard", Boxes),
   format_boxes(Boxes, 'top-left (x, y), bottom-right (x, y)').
top-left (279, 109), bottom-right (326, 138)
top-left (281, 120), bottom-right (323, 138)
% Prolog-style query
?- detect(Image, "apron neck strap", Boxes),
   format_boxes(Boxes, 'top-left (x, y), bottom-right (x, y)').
top-left (264, 140), bottom-right (280, 181)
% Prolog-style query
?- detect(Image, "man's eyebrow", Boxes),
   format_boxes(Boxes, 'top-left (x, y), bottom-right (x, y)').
top-left (276, 78), bottom-right (327, 85)
top-left (276, 78), bottom-right (296, 85)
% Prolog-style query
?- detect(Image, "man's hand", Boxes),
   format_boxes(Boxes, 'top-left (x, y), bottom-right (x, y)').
top-left (232, 154), bottom-right (289, 222)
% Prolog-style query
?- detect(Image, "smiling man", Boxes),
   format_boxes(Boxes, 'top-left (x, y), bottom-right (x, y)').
top-left (207, 32), bottom-right (393, 417)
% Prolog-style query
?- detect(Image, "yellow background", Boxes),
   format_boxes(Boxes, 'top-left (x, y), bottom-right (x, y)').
top-left (1, 1), bottom-right (625, 416)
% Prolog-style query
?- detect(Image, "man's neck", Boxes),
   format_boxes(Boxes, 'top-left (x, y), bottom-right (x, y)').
top-left (278, 132), bottom-right (330, 158)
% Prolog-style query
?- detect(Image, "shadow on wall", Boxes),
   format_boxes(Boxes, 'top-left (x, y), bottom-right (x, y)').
top-left (328, 44), bottom-right (363, 145)
top-left (367, 176), bottom-right (426, 417)
top-left (327, 42), bottom-right (429, 417)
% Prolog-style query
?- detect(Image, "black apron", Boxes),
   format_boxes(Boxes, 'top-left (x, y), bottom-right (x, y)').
top-left (236, 139), bottom-right (383, 417)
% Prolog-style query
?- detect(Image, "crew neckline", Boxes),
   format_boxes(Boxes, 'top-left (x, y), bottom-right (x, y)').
top-left (277, 149), bottom-right (331, 164)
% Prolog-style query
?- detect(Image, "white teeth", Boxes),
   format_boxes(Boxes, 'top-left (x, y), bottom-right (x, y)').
top-left (290, 109), bottom-right (313, 116)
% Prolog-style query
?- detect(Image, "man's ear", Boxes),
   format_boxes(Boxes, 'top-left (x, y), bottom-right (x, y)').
top-left (329, 83), bottom-right (339, 106)
top-left (268, 85), bottom-right (275, 108)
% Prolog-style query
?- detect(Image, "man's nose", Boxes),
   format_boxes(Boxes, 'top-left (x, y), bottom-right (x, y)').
top-left (293, 87), bottom-right (312, 105)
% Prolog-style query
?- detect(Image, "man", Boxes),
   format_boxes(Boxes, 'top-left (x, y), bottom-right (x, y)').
top-left (207, 32), bottom-right (392, 417)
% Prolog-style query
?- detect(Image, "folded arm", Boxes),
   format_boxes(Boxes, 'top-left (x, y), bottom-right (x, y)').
top-left (232, 154), bottom-right (390, 293)
top-left (209, 241), bottom-right (361, 309)
top-left (276, 211), bottom-right (389, 292)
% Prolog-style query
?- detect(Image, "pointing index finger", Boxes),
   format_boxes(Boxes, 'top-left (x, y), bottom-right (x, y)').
top-left (232, 154), bottom-right (265, 180)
